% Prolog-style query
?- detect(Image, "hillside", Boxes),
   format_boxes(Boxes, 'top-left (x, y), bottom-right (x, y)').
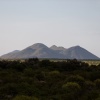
top-left (0, 43), bottom-right (99, 59)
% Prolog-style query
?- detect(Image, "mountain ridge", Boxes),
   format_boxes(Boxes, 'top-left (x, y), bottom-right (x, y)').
top-left (0, 43), bottom-right (99, 59)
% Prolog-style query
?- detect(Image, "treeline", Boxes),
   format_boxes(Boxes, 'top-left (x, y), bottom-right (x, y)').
top-left (0, 58), bottom-right (100, 100)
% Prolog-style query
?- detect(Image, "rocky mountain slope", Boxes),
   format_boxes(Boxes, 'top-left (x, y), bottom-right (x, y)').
top-left (0, 43), bottom-right (99, 59)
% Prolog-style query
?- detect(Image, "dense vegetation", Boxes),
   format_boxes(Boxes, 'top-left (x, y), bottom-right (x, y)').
top-left (0, 58), bottom-right (100, 100)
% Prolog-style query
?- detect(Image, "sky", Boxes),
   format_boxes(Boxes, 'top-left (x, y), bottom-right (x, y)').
top-left (0, 0), bottom-right (100, 57)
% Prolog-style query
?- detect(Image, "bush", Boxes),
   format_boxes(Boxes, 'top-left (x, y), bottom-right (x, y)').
top-left (62, 82), bottom-right (81, 93)
top-left (66, 75), bottom-right (85, 86)
top-left (94, 79), bottom-right (100, 89)
top-left (13, 95), bottom-right (38, 100)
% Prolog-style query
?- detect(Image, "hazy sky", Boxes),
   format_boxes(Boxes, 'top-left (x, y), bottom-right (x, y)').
top-left (0, 0), bottom-right (100, 57)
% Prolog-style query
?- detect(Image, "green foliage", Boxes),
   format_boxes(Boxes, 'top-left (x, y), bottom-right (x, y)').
top-left (62, 82), bottom-right (81, 93)
top-left (62, 82), bottom-right (81, 100)
top-left (96, 98), bottom-right (100, 100)
top-left (66, 75), bottom-right (85, 86)
top-left (49, 70), bottom-right (60, 75)
top-left (94, 79), bottom-right (100, 89)
top-left (0, 59), bottom-right (100, 100)
top-left (84, 81), bottom-right (95, 90)
top-left (13, 95), bottom-right (38, 100)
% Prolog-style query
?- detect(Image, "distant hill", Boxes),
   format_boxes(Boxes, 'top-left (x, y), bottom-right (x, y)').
top-left (50, 45), bottom-right (66, 51)
top-left (0, 50), bottom-right (20, 59)
top-left (63, 46), bottom-right (99, 59)
top-left (0, 43), bottom-right (99, 59)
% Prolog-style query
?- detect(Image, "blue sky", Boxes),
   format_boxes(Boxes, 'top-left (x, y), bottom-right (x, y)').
top-left (0, 0), bottom-right (100, 57)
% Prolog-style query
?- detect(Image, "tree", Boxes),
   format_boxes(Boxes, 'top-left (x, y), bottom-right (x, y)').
top-left (66, 75), bottom-right (85, 86)
top-left (62, 82), bottom-right (81, 100)
top-left (94, 79), bottom-right (100, 89)
top-left (13, 95), bottom-right (38, 100)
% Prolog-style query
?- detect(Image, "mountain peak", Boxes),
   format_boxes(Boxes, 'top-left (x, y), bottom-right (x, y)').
top-left (32, 43), bottom-right (46, 46)
top-left (50, 45), bottom-right (66, 51)
top-left (50, 45), bottom-right (58, 50)
top-left (30, 43), bottom-right (48, 49)
top-left (72, 45), bottom-right (81, 48)
top-left (69, 45), bottom-right (82, 50)
top-left (0, 43), bottom-right (99, 59)
top-left (51, 45), bottom-right (58, 48)
top-left (67, 45), bottom-right (99, 59)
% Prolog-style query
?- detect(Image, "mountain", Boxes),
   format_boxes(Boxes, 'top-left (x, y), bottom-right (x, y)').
top-left (11, 50), bottom-right (20, 53)
top-left (0, 50), bottom-right (20, 59)
top-left (1, 43), bottom-right (64, 59)
top-left (0, 43), bottom-right (99, 59)
top-left (50, 45), bottom-right (66, 51)
top-left (64, 46), bottom-right (99, 59)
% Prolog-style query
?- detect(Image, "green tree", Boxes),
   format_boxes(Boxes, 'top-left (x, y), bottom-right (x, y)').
top-left (13, 95), bottom-right (38, 100)
top-left (62, 82), bottom-right (81, 100)
top-left (95, 79), bottom-right (100, 89)
top-left (66, 75), bottom-right (85, 86)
